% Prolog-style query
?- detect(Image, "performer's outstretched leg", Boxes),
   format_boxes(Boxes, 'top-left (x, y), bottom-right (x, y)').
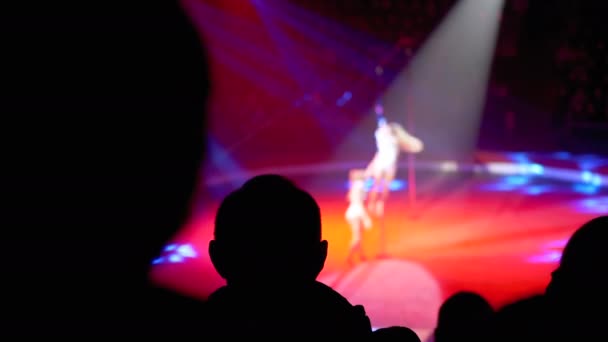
top-left (373, 180), bottom-right (389, 217)
top-left (367, 181), bottom-right (379, 214)
top-left (375, 165), bottom-right (397, 217)
top-left (374, 182), bottom-right (387, 217)
top-left (347, 219), bottom-right (365, 265)
top-left (368, 174), bottom-right (386, 216)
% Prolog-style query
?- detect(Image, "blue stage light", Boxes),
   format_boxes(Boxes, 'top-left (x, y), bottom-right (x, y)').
top-left (164, 243), bottom-right (177, 252)
top-left (581, 171), bottom-right (593, 182)
top-left (177, 244), bottom-right (198, 258)
top-left (152, 243), bottom-right (199, 265)
top-left (346, 179), bottom-right (408, 191)
top-left (574, 197), bottom-right (608, 214)
top-left (522, 185), bottom-right (554, 196)
top-left (168, 254), bottom-right (184, 263)
top-left (152, 257), bottom-right (165, 265)
top-left (552, 151), bottom-right (571, 160)
top-left (506, 152), bottom-right (530, 163)
top-left (389, 179), bottom-right (407, 191)
top-left (529, 163), bottom-right (544, 175)
top-left (573, 183), bottom-right (600, 195)
top-left (504, 175), bottom-right (529, 185)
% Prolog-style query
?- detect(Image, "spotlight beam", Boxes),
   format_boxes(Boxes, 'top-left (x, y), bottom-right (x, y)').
top-left (382, 0), bottom-right (506, 161)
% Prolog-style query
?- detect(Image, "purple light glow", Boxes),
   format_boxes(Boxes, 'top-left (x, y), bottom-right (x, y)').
top-left (527, 251), bottom-right (562, 264)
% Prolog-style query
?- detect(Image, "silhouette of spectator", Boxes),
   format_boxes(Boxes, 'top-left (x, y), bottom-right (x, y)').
top-left (544, 215), bottom-right (608, 337)
top-left (433, 291), bottom-right (494, 342)
top-left (205, 174), bottom-right (372, 337)
top-left (373, 326), bottom-right (421, 342)
top-left (3, 2), bottom-right (210, 336)
top-left (492, 294), bottom-right (547, 342)
top-left (493, 216), bottom-right (608, 341)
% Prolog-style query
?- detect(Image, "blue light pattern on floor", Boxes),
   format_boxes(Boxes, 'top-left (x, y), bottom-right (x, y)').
top-left (345, 178), bottom-right (407, 192)
top-left (152, 243), bottom-right (198, 265)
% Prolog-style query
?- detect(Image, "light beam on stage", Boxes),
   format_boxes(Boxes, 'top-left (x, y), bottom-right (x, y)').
top-left (381, 0), bottom-right (506, 161)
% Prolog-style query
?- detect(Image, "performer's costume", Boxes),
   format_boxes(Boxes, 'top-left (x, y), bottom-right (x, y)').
top-left (366, 124), bottom-right (400, 179)
top-left (346, 172), bottom-right (372, 265)
top-left (364, 117), bottom-right (424, 217)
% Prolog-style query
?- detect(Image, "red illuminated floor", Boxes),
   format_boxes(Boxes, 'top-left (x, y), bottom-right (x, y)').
top-left (152, 158), bottom-right (607, 338)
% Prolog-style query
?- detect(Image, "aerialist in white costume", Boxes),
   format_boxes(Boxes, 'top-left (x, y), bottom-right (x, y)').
top-left (365, 103), bottom-right (424, 216)
top-left (345, 169), bottom-right (372, 265)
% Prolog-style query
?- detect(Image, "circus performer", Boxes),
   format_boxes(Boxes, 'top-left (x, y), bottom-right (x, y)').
top-left (365, 104), bottom-right (423, 216)
top-left (345, 169), bottom-right (372, 265)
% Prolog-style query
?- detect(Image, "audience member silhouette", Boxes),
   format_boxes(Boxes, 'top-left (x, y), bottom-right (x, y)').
top-left (493, 216), bottom-right (608, 340)
top-left (433, 291), bottom-right (494, 342)
top-left (492, 294), bottom-right (546, 342)
top-left (372, 326), bottom-right (421, 342)
top-left (4, 2), bottom-right (210, 336)
top-left (544, 215), bottom-right (608, 338)
top-left (205, 174), bottom-right (372, 337)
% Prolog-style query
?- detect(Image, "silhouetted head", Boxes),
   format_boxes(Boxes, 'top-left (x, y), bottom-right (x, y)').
top-left (210, 174), bottom-right (328, 288)
top-left (435, 291), bottom-right (494, 342)
top-left (4, 1), bottom-right (210, 334)
top-left (546, 216), bottom-right (608, 325)
top-left (491, 294), bottom-right (547, 342)
top-left (372, 326), bottom-right (420, 342)
top-left (553, 216), bottom-right (608, 279)
top-left (5, 1), bottom-right (209, 280)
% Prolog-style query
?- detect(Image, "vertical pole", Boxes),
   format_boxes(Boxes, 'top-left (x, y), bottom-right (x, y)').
top-left (408, 153), bottom-right (416, 206)
top-left (379, 211), bottom-right (386, 257)
top-left (407, 96), bottom-right (417, 208)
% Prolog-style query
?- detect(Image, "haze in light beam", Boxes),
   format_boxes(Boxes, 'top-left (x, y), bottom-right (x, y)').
top-left (382, 0), bottom-right (506, 161)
